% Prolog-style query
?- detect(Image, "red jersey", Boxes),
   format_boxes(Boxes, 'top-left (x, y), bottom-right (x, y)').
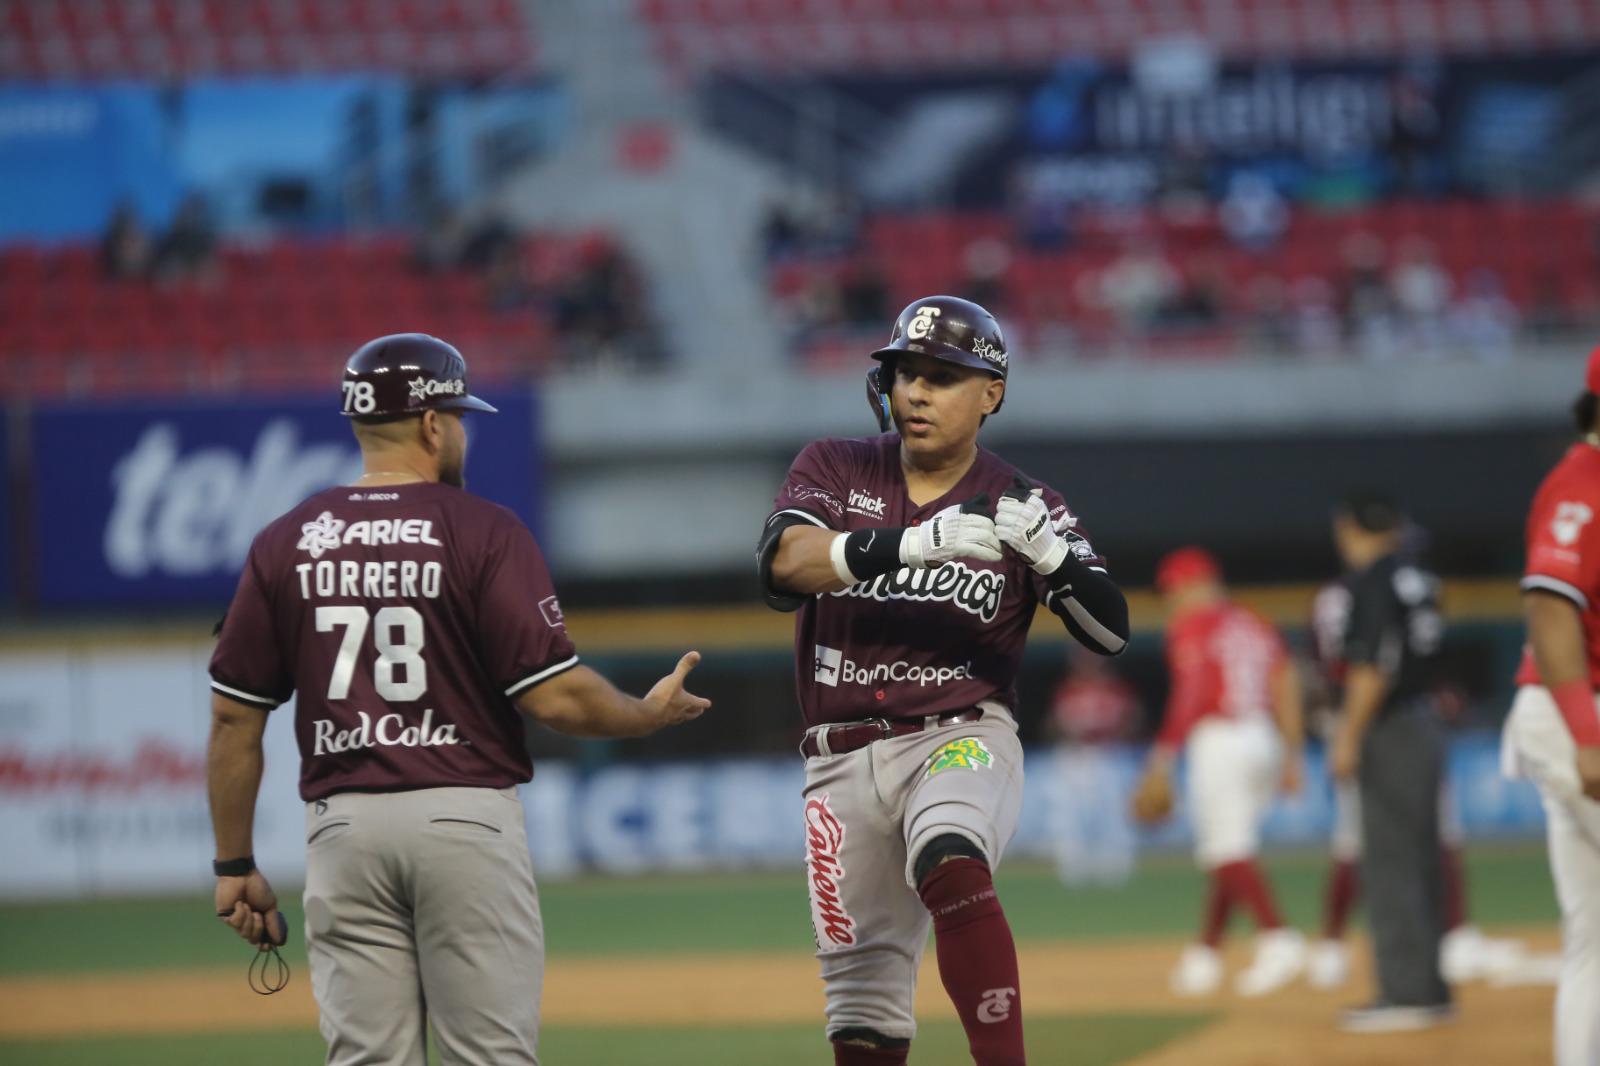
top-left (1050, 674), bottom-right (1139, 744)
top-left (1516, 441), bottom-right (1600, 689)
top-left (1157, 600), bottom-right (1286, 751)
top-left (210, 482), bottom-right (577, 801)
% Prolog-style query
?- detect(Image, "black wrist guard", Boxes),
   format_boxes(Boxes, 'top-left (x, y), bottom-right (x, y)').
top-left (843, 527), bottom-right (905, 582)
top-left (213, 855), bottom-right (256, 877)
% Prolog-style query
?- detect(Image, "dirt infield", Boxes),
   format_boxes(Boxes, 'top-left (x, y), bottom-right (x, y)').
top-left (0, 930), bottom-right (1557, 1064)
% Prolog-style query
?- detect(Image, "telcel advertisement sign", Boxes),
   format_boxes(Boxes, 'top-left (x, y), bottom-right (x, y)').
top-left (26, 393), bottom-right (538, 607)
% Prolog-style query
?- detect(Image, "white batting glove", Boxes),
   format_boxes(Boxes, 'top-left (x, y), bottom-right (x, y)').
top-left (901, 503), bottom-right (1003, 568)
top-left (995, 489), bottom-right (1068, 574)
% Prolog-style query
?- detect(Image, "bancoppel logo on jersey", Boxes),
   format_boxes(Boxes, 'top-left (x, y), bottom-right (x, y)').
top-left (813, 645), bottom-right (973, 688)
top-left (296, 511), bottom-right (444, 559)
top-left (847, 488), bottom-right (887, 519)
top-left (312, 708), bottom-right (459, 756)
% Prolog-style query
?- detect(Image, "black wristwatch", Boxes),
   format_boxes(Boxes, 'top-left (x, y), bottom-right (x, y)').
top-left (213, 855), bottom-right (256, 877)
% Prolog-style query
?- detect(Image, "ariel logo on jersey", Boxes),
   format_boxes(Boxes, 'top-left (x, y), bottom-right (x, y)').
top-left (805, 794), bottom-right (856, 951)
top-left (925, 737), bottom-right (993, 777)
top-left (311, 708), bottom-right (460, 756)
top-left (408, 377), bottom-right (466, 400)
top-left (833, 562), bottom-right (1005, 623)
top-left (296, 511), bottom-right (445, 558)
top-left (297, 512), bottom-right (346, 559)
top-left (1552, 501), bottom-right (1594, 547)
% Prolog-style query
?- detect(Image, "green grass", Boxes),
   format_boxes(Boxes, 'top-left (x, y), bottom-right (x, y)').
top-left (0, 844), bottom-right (1556, 978)
top-left (0, 1013), bottom-right (1213, 1066)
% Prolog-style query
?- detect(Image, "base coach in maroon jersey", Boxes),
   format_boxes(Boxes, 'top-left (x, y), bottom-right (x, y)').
top-left (206, 333), bottom-right (710, 1066)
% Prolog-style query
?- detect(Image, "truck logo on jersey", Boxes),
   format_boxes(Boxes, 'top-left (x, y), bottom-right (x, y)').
top-left (1552, 501), bottom-right (1594, 547)
top-left (847, 489), bottom-right (887, 518)
top-left (805, 794), bottom-right (856, 950)
top-left (311, 708), bottom-right (460, 756)
top-left (815, 645), bottom-right (973, 688)
top-left (295, 512), bottom-right (444, 559)
top-left (832, 562), bottom-right (1006, 623)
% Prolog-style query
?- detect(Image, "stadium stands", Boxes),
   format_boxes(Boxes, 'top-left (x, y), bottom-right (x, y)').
top-left (0, 234), bottom-right (624, 396)
top-left (643, 0), bottom-right (1600, 78)
top-left (0, 0), bottom-right (534, 80)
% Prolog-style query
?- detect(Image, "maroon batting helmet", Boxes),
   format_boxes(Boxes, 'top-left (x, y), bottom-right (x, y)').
top-left (866, 296), bottom-right (1008, 431)
top-left (339, 333), bottom-right (498, 419)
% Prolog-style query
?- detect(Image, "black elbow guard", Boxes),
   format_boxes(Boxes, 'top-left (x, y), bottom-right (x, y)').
top-left (756, 514), bottom-right (812, 612)
top-left (1042, 557), bottom-right (1129, 655)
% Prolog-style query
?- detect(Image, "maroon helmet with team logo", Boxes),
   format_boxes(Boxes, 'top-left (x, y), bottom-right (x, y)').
top-left (339, 333), bottom-right (498, 420)
top-left (866, 296), bottom-right (1008, 430)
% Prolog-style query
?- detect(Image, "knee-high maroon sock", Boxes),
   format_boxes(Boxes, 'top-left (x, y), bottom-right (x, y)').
top-left (832, 1040), bottom-right (909, 1066)
top-left (919, 857), bottom-right (1026, 1066)
top-left (1201, 867), bottom-right (1233, 948)
top-left (1322, 859), bottom-right (1360, 939)
top-left (1440, 845), bottom-right (1467, 931)
top-left (1217, 859), bottom-right (1283, 931)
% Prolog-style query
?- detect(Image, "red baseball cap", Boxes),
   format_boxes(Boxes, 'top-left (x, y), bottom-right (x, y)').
top-left (1155, 547), bottom-right (1222, 594)
top-left (1587, 343), bottom-right (1600, 395)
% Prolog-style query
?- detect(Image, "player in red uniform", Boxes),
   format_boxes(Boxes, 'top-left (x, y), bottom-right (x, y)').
top-left (758, 297), bottom-right (1129, 1066)
top-left (1502, 345), bottom-right (1600, 1066)
top-left (206, 334), bottom-right (710, 1065)
top-left (1133, 547), bottom-right (1307, 997)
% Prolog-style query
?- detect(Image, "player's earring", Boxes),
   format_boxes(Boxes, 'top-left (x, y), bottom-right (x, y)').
top-left (865, 365), bottom-right (893, 432)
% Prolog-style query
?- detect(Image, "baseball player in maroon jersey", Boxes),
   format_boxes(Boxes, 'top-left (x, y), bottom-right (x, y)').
top-left (1132, 548), bottom-right (1307, 997)
top-left (205, 333), bottom-right (710, 1066)
top-left (757, 296), bottom-right (1130, 1066)
top-left (1503, 345), bottom-right (1600, 1066)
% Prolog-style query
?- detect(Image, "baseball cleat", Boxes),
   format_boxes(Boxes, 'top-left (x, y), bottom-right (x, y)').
top-left (1306, 939), bottom-right (1351, 990)
top-left (1169, 944), bottom-right (1223, 996)
top-left (1235, 928), bottom-right (1307, 997)
top-left (1440, 925), bottom-right (1527, 983)
top-left (1338, 1002), bottom-right (1456, 1033)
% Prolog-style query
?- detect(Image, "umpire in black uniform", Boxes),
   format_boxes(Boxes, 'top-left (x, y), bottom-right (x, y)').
top-left (1326, 491), bottom-right (1454, 1031)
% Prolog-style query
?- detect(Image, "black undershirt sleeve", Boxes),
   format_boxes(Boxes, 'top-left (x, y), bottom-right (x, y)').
top-left (1040, 556), bottom-right (1129, 655)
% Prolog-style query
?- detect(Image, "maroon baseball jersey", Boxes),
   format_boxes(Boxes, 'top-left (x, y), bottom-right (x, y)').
top-left (210, 482), bottom-right (576, 801)
top-left (768, 434), bottom-right (1105, 726)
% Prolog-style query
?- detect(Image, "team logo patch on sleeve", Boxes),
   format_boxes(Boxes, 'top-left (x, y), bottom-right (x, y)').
top-left (926, 737), bottom-right (993, 776)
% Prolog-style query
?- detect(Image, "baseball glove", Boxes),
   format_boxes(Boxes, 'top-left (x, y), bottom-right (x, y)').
top-left (1130, 768), bottom-right (1175, 824)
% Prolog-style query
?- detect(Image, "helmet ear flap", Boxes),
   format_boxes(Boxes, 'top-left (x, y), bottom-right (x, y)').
top-left (865, 363), bottom-right (893, 432)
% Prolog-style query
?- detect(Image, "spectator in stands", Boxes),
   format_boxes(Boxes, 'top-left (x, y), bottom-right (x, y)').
top-left (553, 237), bottom-right (663, 370)
top-left (1389, 236), bottom-right (1452, 356)
top-left (1244, 277), bottom-right (1294, 356)
top-left (1220, 173), bottom-right (1288, 254)
top-left (961, 237), bottom-right (1012, 315)
top-left (485, 241), bottom-right (535, 314)
top-left (1157, 141), bottom-right (1213, 225)
top-left (1338, 232), bottom-right (1399, 359)
top-left (1163, 256), bottom-right (1226, 331)
top-left (1447, 269), bottom-right (1519, 363)
top-left (838, 256), bottom-right (890, 329)
top-left (1291, 277), bottom-right (1344, 359)
top-left (100, 202), bottom-right (152, 281)
top-left (152, 192), bottom-right (218, 283)
top-left (1090, 238), bottom-right (1182, 334)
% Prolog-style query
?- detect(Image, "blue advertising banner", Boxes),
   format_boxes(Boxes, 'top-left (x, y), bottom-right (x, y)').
top-left (26, 391), bottom-right (539, 608)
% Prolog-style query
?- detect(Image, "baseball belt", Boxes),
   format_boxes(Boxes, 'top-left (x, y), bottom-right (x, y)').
top-left (800, 708), bottom-right (986, 759)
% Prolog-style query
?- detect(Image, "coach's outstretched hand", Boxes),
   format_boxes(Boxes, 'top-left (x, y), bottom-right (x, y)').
top-left (216, 869), bottom-right (287, 951)
top-left (644, 651), bottom-right (713, 729)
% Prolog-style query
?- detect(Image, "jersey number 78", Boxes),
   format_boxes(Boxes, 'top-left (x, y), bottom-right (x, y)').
top-left (316, 605), bottom-right (428, 701)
